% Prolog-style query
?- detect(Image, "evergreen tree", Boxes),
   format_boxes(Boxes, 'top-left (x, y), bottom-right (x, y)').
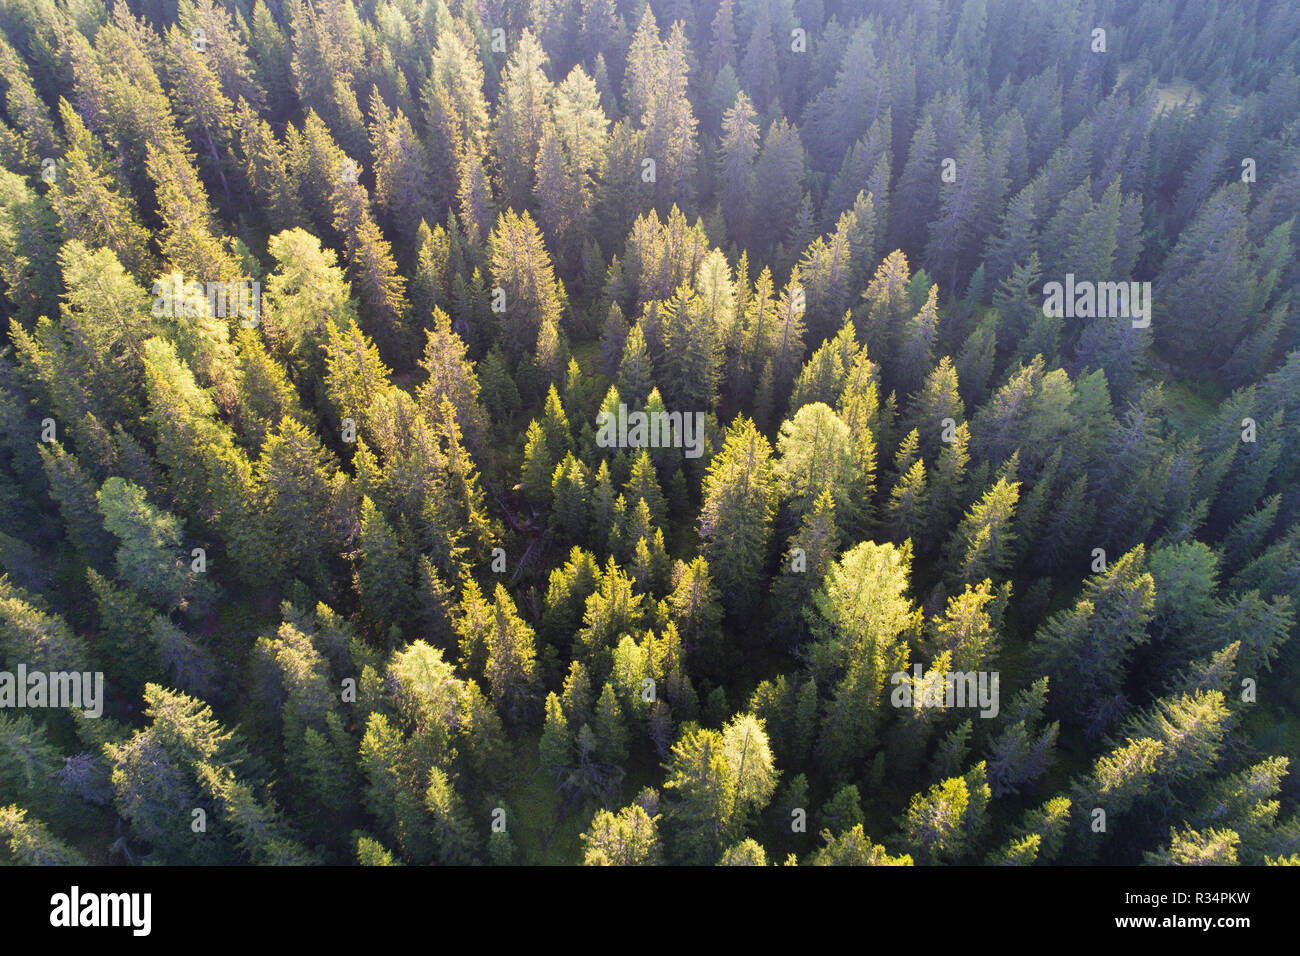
top-left (1029, 547), bottom-right (1155, 735)
top-left (697, 417), bottom-right (776, 616)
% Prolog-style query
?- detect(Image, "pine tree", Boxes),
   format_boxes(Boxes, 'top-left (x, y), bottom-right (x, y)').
top-left (985, 678), bottom-right (1058, 796)
top-left (537, 65), bottom-right (607, 269)
top-left (1154, 183), bottom-right (1257, 366)
top-left (810, 541), bottom-right (918, 774)
top-left (257, 420), bottom-right (351, 592)
top-left (418, 308), bottom-right (488, 451)
top-left (890, 115), bottom-right (938, 253)
top-left (581, 803), bottom-right (662, 865)
top-left (947, 477), bottom-right (1020, 586)
top-left (355, 496), bottom-right (412, 634)
top-left (105, 684), bottom-right (285, 864)
top-left (625, 11), bottom-right (699, 211)
top-left (668, 556), bottom-right (724, 667)
top-left (329, 144), bottom-right (410, 364)
top-left (262, 228), bottom-right (357, 384)
top-left (661, 286), bottom-right (721, 412)
top-left (96, 477), bottom-right (195, 613)
top-left (1029, 547), bottom-right (1155, 735)
top-left (752, 119), bottom-right (805, 259)
top-left (368, 92), bottom-right (437, 249)
top-left (624, 450), bottom-right (667, 528)
top-left (38, 443), bottom-right (114, 563)
top-left (551, 453), bottom-right (590, 545)
top-left (697, 416), bottom-right (777, 616)
top-left (859, 250), bottom-right (912, 374)
top-left (774, 402), bottom-right (861, 526)
top-left (593, 682), bottom-right (628, 765)
top-left (484, 584), bottom-right (538, 725)
top-left (521, 419), bottom-right (554, 511)
top-left (576, 559), bottom-right (644, 664)
top-left (539, 692), bottom-right (572, 784)
top-left (771, 490), bottom-right (841, 644)
top-left (885, 458), bottom-right (929, 546)
top-left (489, 209), bottom-right (564, 361)
top-left (0, 806), bottom-right (87, 865)
top-left (790, 318), bottom-right (854, 413)
top-left (234, 328), bottom-right (307, 450)
top-left (140, 337), bottom-right (270, 584)
top-left (718, 90), bottom-right (759, 248)
top-left (616, 323), bottom-right (654, 407)
top-left (0, 170), bottom-right (59, 325)
top-left (808, 825), bottom-right (913, 866)
top-left (900, 762), bottom-right (990, 864)
top-left (662, 713), bottom-right (776, 864)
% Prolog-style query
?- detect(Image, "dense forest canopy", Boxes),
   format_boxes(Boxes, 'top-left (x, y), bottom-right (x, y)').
top-left (0, 0), bottom-right (1297, 867)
